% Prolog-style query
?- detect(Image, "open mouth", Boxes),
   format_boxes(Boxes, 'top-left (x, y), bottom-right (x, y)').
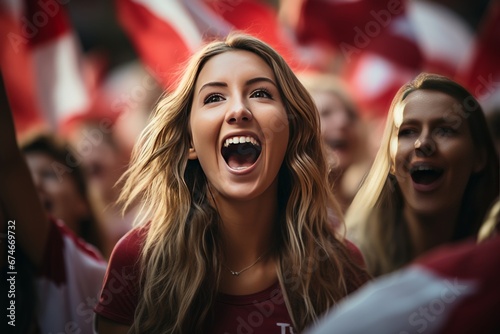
top-left (222, 136), bottom-right (262, 170)
top-left (410, 165), bottom-right (444, 185)
top-left (326, 139), bottom-right (348, 151)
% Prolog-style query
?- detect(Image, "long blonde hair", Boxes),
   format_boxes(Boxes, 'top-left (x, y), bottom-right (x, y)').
top-left (120, 33), bottom-right (368, 333)
top-left (346, 73), bottom-right (500, 277)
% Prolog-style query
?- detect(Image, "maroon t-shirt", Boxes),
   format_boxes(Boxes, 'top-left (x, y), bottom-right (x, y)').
top-left (94, 226), bottom-right (365, 333)
top-left (211, 281), bottom-right (294, 333)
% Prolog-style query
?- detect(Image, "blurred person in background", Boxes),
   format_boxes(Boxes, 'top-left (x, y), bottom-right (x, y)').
top-left (21, 134), bottom-right (102, 251)
top-left (299, 72), bottom-right (371, 213)
top-left (346, 73), bottom-right (499, 277)
top-left (65, 61), bottom-right (161, 258)
top-left (67, 119), bottom-right (135, 259)
top-left (0, 74), bottom-right (107, 334)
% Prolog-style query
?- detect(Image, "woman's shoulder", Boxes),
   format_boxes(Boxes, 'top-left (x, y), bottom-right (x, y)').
top-left (94, 225), bottom-right (148, 323)
top-left (344, 238), bottom-right (366, 267)
top-left (108, 225), bottom-right (148, 265)
top-left (341, 238), bottom-right (372, 291)
top-left (98, 226), bottom-right (145, 299)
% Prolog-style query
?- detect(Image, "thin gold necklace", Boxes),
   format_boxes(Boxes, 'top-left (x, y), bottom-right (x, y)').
top-left (224, 251), bottom-right (269, 276)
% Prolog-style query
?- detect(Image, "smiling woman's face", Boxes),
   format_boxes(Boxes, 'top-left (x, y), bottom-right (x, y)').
top-left (25, 152), bottom-right (88, 233)
top-left (392, 89), bottom-right (485, 216)
top-left (189, 50), bottom-right (289, 202)
top-left (311, 90), bottom-right (358, 170)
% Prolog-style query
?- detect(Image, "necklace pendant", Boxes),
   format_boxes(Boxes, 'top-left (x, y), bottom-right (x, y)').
top-left (225, 250), bottom-right (269, 277)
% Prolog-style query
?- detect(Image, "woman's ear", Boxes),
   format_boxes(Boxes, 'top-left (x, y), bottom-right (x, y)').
top-left (188, 147), bottom-right (198, 160)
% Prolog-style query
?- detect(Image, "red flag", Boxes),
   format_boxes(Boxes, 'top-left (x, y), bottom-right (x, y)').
top-left (117, 0), bottom-right (301, 90)
top-left (457, 1), bottom-right (500, 103)
top-left (206, 0), bottom-right (300, 70)
top-left (344, 15), bottom-right (423, 118)
top-left (295, 0), bottom-right (403, 48)
top-left (406, 0), bottom-right (475, 79)
top-left (0, 0), bottom-right (90, 136)
top-left (290, 0), bottom-right (423, 118)
top-left (1, 1), bottom-right (44, 134)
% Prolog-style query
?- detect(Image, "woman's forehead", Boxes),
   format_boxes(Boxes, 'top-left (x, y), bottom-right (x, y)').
top-left (195, 50), bottom-right (275, 89)
top-left (394, 90), bottom-right (461, 127)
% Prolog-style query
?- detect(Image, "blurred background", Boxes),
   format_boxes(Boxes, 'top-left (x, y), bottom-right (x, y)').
top-left (1, 0), bottom-right (499, 257)
top-left (1, 0), bottom-right (499, 139)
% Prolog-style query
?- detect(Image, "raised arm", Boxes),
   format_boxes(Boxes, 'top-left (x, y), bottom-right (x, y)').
top-left (0, 72), bottom-right (50, 268)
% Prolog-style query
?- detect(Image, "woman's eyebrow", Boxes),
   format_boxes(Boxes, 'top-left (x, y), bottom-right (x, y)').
top-left (198, 77), bottom-right (276, 94)
top-left (245, 77), bottom-right (277, 87)
top-left (198, 81), bottom-right (227, 94)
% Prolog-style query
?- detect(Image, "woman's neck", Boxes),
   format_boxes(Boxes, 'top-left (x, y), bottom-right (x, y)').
top-left (215, 186), bottom-right (279, 295)
top-left (217, 193), bottom-right (277, 262)
top-left (404, 206), bottom-right (459, 258)
top-left (209, 176), bottom-right (278, 256)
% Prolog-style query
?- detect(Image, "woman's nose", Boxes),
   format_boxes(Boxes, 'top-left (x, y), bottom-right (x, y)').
top-left (226, 100), bottom-right (253, 124)
top-left (414, 133), bottom-right (436, 157)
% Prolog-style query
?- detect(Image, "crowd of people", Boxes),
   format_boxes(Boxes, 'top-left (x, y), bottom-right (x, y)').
top-left (1, 1), bottom-right (499, 333)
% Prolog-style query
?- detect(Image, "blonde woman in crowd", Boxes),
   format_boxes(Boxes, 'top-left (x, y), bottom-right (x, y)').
top-left (300, 72), bottom-right (371, 213)
top-left (95, 33), bottom-right (369, 333)
top-left (346, 73), bottom-right (499, 277)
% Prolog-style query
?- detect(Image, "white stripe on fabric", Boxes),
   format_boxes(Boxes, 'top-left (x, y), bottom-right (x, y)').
top-left (183, 0), bottom-right (232, 38)
top-left (307, 266), bottom-right (476, 334)
top-left (407, 0), bottom-right (475, 69)
top-left (36, 228), bottom-right (106, 334)
top-left (351, 53), bottom-right (413, 99)
top-left (32, 32), bottom-right (90, 127)
top-left (133, 0), bottom-right (203, 51)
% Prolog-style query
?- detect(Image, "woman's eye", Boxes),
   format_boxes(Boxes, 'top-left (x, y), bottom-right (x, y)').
top-left (398, 128), bottom-right (416, 137)
top-left (204, 94), bottom-right (224, 104)
top-left (435, 127), bottom-right (456, 137)
top-left (250, 89), bottom-right (272, 99)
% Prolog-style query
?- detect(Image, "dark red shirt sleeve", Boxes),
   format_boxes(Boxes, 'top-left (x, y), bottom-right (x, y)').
top-left (94, 226), bottom-right (145, 325)
top-left (345, 238), bottom-right (366, 268)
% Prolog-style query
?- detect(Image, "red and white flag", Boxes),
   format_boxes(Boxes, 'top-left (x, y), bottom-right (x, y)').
top-left (344, 14), bottom-right (423, 118)
top-left (457, 0), bottom-right (500, 106)
top-left (117, 0), bottom-right (301, 90)
top-left (0, 0), bottom-right (90, 136)
top-left (291, 0), bottom-right (423, 118)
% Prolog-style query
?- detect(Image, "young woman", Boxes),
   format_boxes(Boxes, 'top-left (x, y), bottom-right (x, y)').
top-left (67, 120), bottom-right (137, 259)
top-left (299, 72), bottom-right (371, 213)
top-left (94, 34), bottom-right (370, 333)
top-left (21, 135), bottom-right (102, 250)
top-left (346, 73), bottom-right (499, 277)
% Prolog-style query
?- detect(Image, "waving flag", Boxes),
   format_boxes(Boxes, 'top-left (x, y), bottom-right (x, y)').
top-left (294, 0), bottom-right (399, 48)
top-left (457, 0), bottom-right (500, 105)
top-left (0, 1), bottom-right (44, 134)
top-left (289, 0), bottom-right (423, 118)
top-left (0, 0), bottom-right (90, 135)
top-left (344, 13), bottom-right (423, 118)
top-left (117, 0), bottom-right (301, 89)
